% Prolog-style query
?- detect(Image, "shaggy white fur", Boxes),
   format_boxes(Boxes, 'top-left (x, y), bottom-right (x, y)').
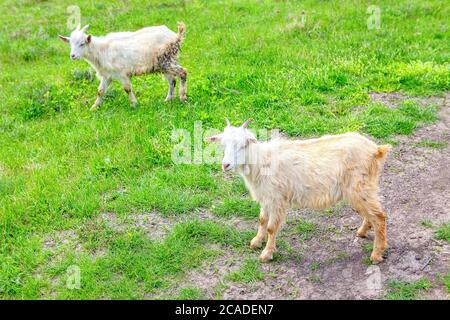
top-left (208, 119), bottom-right (391, 263)
top-left (59, 23), bottom-right (187, 109)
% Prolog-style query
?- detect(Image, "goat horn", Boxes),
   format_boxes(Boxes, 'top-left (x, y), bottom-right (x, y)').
top-left (242, 118), bottom-right (253, 128)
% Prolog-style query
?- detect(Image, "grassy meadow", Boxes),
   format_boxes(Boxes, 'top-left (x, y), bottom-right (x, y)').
top-left (0, 0), bottom-right (448, 299)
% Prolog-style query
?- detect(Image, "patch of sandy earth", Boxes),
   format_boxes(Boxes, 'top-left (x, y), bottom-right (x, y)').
top-left (181, 93), bottom-right (449, 300)
top-left (369, 92), bottom-right (447, 110)
top-left (42, 229), bottom-right (83, 258)
top-left (100, 211), bottom-right (180, 240)
top-left (38, 230), bottom-right (85, 297)
top-left (41, 228), bottom-right (108, 263)
top-left (150, 246), bottom-right (244, 299)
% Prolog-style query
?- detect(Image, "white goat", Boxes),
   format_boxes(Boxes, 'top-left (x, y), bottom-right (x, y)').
top-left (59, 23), bottom-right (187, 109)
top-left (207, 119), bottom-right (391, 264)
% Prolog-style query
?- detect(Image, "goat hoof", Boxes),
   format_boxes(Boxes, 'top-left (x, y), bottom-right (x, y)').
top-left (259, 250), bottom-right (273, 263)
top-left (90, 105), bottom-right (99, 111)
top-left (250, 237), bottom-right (262, 249)
top-left (356, 229), bottom-right (368, 238)
top-left (164, 96), bottom-right (175, 102)
top-left (180, 95), bottom-right (187, 102)
top-left (370, 253), bottom-right (384, 264)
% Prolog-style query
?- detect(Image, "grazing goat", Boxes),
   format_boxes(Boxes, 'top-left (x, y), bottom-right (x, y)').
top-left (59, 23), bottom-right (187, 109)
top-left (207, 119), bottom-right (391, 264)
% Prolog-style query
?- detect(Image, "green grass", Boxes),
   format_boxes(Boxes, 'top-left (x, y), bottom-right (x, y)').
top-left (212, 198), bottom-right (260, 220)
top-left (296, 218), bottom-right (317, 241)
top-left (0, 0), bottom-right (448, 299)
top-left (362, 100), bottom-right (437, 138)
top-left (174, 287), bottom-right (205, 300)
top-left (309, 262), bottom-right (321, 271)
top-left (362, 257), bottom-right (373, 266)
top-left (440, 273), bottom-right (450, 293)
top-left (435, 223), bottom-right (450, 242)
top-left (385, 279), bottom-right (433, 300)
top-left (363, 243), bottom-right (374, 253)
top-left (308, 275), bottom-right (323, 283)
top-left (414, 139), bottom-right (448, 149)
top-left (225, 258), bottom-right (264, 284)
top-left (420, 220), bottom-right (433, 228)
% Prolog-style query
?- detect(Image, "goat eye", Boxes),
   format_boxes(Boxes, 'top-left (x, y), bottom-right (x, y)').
top-left (80, 43), bottom-right (85, 47)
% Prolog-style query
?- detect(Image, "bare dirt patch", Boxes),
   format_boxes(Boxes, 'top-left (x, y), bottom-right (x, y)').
top-left (42, 229), bottom-right (83, 258)
top-left (179, 92), bottom-right (450, 300)
top-left (39, 229), bottom-right (84, 297)
top-left (369, 92), bottom-right (447, 110)
top-left (153, 246), bottom-right (244, 299)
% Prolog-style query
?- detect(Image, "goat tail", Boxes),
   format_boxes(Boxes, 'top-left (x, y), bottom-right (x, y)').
top-left (156, 22), bottom-right (186, 68)
top-left (171, 21), bottom-right (186, 51)
top-left (177, 22), bottom-right (186, 39)
top-left (368, 144), bottom-right (391, 180)
top-left (375, 144), bottom-right (391, 160)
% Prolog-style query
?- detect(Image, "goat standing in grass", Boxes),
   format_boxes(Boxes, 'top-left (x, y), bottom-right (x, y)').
top-left (59, 23), bottom-right (187, 110)
top-left (207, 119), bottom-right (391, 264)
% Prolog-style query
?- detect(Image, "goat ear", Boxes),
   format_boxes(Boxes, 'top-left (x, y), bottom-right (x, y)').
top-left (58, 35), bottom-right (70, 43)
top-left (242, 118), bottom-right (253, 128)
top-left (86, 34), bottom-right (92, 43)
top-left (225, 117), bottom-right (231, 127)
top-left (206, 134), bottom-right (222, 142)
top-left (81, 24), bottom-right (90, 33)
